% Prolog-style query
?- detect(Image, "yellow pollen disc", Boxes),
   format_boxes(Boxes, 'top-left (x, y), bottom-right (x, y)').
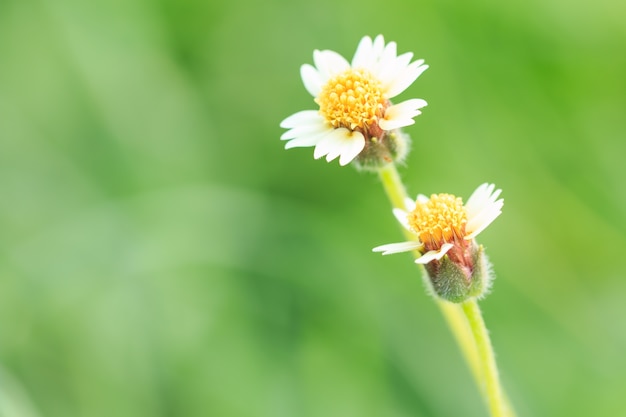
top-left (316, 69), bottom-right (386, 131)
top-left (408, 194), bottom-right (468, 248)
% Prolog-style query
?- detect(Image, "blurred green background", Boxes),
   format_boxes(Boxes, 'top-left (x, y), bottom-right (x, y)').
top-left (1, 0), bottom-right (625, 415)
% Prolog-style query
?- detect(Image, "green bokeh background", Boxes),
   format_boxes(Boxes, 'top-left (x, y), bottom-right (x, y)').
top-left (1, 0), bottom-right (625, 415)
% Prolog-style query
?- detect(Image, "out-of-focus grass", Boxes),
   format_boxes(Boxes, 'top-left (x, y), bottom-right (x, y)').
top-left (0, 0), bottom-right (625, 416)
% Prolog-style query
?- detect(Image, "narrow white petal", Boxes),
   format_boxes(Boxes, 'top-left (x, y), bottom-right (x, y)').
top-left (373, 41), bottom-right (397, 78)
top-left (416, 194), bottom-right (429, 204)
top-left (324, 130), bottom-right (348, 162)
top-left (465, 183), bottom-right (497, 219)
top-left (373, 241), bottom-right (423, 255)
top-left (280, 121), bottom-right (328, 140)
top-left (379, 117), bottom-right (415, 131)
top-left (338, 132), bottom-right (365, 166)
top-left (313, 127), bottom-right (351, 160)
top-left (388, 98), bottom-right (428, 115)
top-left (394, 52), bottom-right (413, 71)
top-left (358, 34), bottom-right (386, 73)
top-left (372, 35), bottom-right (385, 57)
top-left (393, 208), bottom-right (412, 231)
top-left (313, 133), bottom-right (337, 159)
top-left (404, 197), bottom-right (416, 211)
top-left (301, 64), bottom-right (324, 97)
top-left (324, 136), bottom-right (345, 162)
top-left (465, 183), bottom-right (491, 208)
top-left (414, 243), bottom-right (454, 264)
top-left (471, 197), bottom-right (503, 224)
top-left (382, 41), bottom-right (398, 60)
top-left (319, 129), bottom-right (364, 165)
top-left (377, 52), bottom-right (413, 86)
top-left (284, 137), bottom-right (319, 149)
top-left (314, 49), bottom-right (349, 79)
top-left (465, 200), bottom-right (504, 239)
top-left (280, 110), bottom-right (322, 129)
top-left (463, 183), bottom-right (503, 238)
top-left (379, 99), bottom-right (427, 130)
top-left (386, 61), bottom-right (428, 98)
top-left (352, 35), bottom-right (373, 68)
top-left (284, 134), bottom-right (326, 149)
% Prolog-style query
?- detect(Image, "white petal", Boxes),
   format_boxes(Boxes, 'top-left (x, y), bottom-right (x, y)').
top-left (393, 208), bottom-right (412, 231)
top-left (416, 194), bottom-right (429, 204)
top-left (284, 129), bottom-right (332, 149)
top-left (284, 136), bottom-right (322, 149)
top-left (386, 61), bottom-right (428, 98)
top-left (465, 183), bottom-right (495, 218)
top-left (464, 183), bottom-right (503, 239)
top-left (465, 199), bottom-right (503, 239)
top-left (358, 35), bottom-right (386, 72)
top-left (324, 132), bottom-right (348, 162)
top-left (379, 117), bottom-right (415, 131)
top-left (338, 132), bottom-right (366, 166)
top-left (301, 64), bottom-right (324, 97)
top-left (388, 98), bottom-right (428, 116)
top-left (280, 120), bottom-right (328, 140)
top-left (313, 134), bottom-right (337, 159)
top-left (313, 49), bottom-right (350, 79)
top-left (352, 35), bottom-right (373, 68)
top-left (377, 52), bottom-right (413, 87)
top-left (373, 41), bottom-right (397, 78)
top-left (379, 99), bottom-right (427, 130)
top-left (379, 116), bottom-right (415, 131)
top-left (373, 241), bottom-right (423, 255)
top-left (395, 52), bottom-right (415, 68)
top-left (403, 197), bottom-right (416, 211)
top-left (313, 127), bottom-right (351, 160)
top-left (414, 243), bottom-right (454, 264)
top-left (467, 195), bottom-right (501, 228)
top-left (372, 35), bottom-right (385, 57)
top-left (382, 41), bottom-right (398, 60)
top-left (318, 129), bottom-right (365, 165)
top-left (280, 110), bottom-right (322, 129)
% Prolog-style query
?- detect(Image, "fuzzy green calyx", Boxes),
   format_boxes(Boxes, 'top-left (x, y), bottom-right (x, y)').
top-left (423, 244), bottom-right (493, 303)
top-left (352, 129), bottom-right (410, 171)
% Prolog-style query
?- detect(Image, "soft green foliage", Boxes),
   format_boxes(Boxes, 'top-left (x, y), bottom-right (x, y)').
top-left (1, 0), bottom-right (625, 416)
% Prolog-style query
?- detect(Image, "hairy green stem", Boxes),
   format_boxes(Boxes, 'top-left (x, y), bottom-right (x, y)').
top-left (462, 299), bottom-right (510, 417)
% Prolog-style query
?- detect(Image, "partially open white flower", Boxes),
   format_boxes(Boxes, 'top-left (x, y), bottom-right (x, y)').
top-left (373, 183), bottom-right (503, 302)
top-left (280, 35), bottom-right (428, 166)
top-left (373, 183), bottom-right (503, 265)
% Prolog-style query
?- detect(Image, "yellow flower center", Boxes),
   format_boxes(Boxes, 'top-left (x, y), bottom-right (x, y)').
top-left (408, 194), bottom-right (468, 249)
top-left (316, 69), bottom-right (387, 131)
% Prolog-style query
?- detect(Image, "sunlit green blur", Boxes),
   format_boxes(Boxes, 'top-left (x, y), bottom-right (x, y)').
top-left (1, 0), bottom-right (625, 415)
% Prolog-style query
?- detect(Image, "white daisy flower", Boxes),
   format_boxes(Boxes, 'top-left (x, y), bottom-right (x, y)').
top-left (373, 183), bottom-right (503, 266)
top-left (280, 35), bottom-right (428, 166)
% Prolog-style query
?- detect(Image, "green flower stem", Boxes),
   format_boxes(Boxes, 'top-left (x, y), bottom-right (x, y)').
top-left (377, 162), bottom-right (410, 211)
top-left (462, 299), bottom-right (510, 417)
top-left (437, 299), bottom-right (483, 386)
top-left (377, 163), bottom-right (516, 417)
top-left (377, 163), bottom-right (482, 386)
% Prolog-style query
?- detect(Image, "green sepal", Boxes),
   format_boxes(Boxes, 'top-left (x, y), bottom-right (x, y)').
top-left (353, 129), bottom-right (410, 171)
top-left (423, 244), bottom-right (493, 303)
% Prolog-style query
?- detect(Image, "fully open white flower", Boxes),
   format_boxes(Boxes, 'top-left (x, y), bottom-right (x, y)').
top-left (373, 183), bottom-right (503, 265)
top-left (280, 35), bottom-right (428, 166)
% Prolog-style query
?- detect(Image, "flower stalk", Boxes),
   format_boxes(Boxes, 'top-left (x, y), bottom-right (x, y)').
top-left (462, 299), bottom-right (513, 417)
